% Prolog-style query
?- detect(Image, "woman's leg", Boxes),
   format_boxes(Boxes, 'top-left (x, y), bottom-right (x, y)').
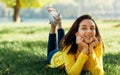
top-left (47, 25), bottom-right (57, 63)
top-left (47, 23), bottom-right (63, 54)
top-left (57, 22), bottom-right (65, 44)
top-left (46, 7), bottom-right (62, 64)
top-left (48, 25), bottom-right (56, 53)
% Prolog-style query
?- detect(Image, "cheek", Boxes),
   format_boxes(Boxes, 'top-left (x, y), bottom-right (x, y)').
top-left (78, 31), bottom-right (85, 37)
top-left (93, 31), bottom-right (96, 36)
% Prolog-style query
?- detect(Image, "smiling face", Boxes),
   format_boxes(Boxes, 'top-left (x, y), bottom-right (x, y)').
top-left (78, 19), bottom-right (96, 44)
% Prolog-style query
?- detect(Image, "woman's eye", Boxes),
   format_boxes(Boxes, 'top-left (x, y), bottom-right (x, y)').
top-left (82, 28), bottom-right (87, 30)
top-left (90, 27), bottom-right (95, 30)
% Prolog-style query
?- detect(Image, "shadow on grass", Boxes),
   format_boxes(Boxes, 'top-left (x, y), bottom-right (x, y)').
top-left (0, 47), bottom-right (41, 75)
top-left (103, 52), bottom-right (120, 75)
top-left (0, 40), bottom-right (66, 75)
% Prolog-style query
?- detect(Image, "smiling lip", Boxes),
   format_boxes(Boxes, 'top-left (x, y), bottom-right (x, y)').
top-left (84, 35), bottom-right (93, 39)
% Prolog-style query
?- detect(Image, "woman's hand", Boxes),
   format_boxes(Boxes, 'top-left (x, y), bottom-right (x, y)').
top-left (76, 33), bottom-right (89, 55)
top-left (89, 37), bottom-right (99, 54)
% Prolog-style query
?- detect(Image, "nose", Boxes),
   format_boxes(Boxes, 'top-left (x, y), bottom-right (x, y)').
top-left (87, 28), bottom-right (92, 33)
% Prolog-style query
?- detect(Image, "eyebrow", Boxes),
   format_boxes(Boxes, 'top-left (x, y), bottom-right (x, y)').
top-left (81, 25), bottom-right (95, 27)
top-left (81, 25), bottom-right (87, 27)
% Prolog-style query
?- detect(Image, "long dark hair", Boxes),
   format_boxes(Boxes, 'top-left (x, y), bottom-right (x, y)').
top-left (59, 14), bottom-right (101, 54)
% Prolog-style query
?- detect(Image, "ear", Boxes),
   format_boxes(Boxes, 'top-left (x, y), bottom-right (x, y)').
top-left (75, 32), bottom-right (79, 36)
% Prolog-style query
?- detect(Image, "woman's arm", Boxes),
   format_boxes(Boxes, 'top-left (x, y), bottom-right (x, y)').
top-left (63, 50), bottom-right (88, 75)
top-left (89, 38), bottom-right (104, 75)
top-left (89, 50), bottom-right (104, 75)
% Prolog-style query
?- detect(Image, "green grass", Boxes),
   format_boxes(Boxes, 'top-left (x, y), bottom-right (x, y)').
top-left (0, 20), bottom-right (120, 75)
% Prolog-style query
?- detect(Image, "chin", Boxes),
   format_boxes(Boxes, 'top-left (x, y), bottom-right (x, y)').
top-left (86, 41), bottom-right (92, 44)
top-left (84, 40), bottom-right (93, 44)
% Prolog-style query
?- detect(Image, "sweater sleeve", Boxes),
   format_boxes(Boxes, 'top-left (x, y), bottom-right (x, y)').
top-left (89, 43), bottom-right (104, 75)
top-left (63, 52), bottom-right (88, 75)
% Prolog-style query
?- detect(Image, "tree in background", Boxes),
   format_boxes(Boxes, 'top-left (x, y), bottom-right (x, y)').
top-left (0, 0), bottom-right (54, 22)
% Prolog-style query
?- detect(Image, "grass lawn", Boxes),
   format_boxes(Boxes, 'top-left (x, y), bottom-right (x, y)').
top-left (0, 20), bottom-right (120, 75)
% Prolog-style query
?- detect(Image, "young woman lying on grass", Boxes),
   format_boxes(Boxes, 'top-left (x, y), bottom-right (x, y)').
top-left (46, 7), bottom-right (104, 75)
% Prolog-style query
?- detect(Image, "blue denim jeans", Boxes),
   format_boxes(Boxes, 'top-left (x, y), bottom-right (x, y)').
top-left (47, 28), bottom-right (64, 64)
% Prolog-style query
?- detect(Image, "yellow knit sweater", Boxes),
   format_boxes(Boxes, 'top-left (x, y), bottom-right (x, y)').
top-left (48, 43), bottom-right (104, 75)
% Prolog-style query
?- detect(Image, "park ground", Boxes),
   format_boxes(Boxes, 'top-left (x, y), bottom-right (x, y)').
top-left (0, 19), bottom-right (120, 75)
